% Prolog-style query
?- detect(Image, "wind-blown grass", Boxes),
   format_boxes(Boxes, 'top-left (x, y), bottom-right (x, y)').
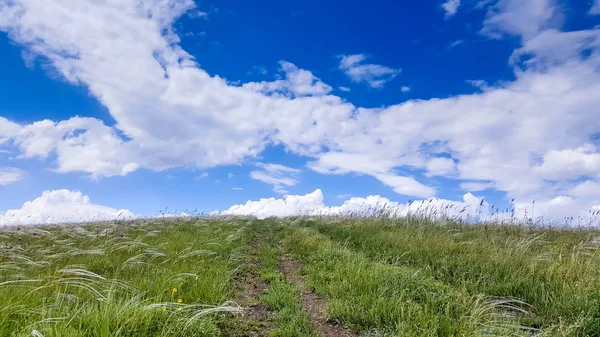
top-left (280, 224), bottom-right (525, 336)
top-left (2, 216), bottom-right (600, 336)
top-left (283, 217), bottom-right (600, 336)
top-left (0, 218), bottom-right (253, 336)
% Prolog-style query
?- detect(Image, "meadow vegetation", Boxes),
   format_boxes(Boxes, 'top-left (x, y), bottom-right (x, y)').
top-left (0, 218), bottom-right (252, 336)
top-left (1, 215), bottom-right (599, 336)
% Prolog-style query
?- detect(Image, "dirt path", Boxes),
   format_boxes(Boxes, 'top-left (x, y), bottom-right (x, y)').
top-left (279, 254), bottom-right (357, 337)
top-left (233, 235), bottom-right (272, 336)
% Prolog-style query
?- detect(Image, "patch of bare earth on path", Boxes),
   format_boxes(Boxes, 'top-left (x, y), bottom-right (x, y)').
top-left (233, 236), bottom-right (272, 336)
top-left (279, 254), bottom-right (357, 337)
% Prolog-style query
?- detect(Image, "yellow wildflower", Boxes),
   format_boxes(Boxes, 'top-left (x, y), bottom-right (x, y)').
top-left (172, 288), bottom-right (177, 293)
top-left (161, 306), bottom-right (166, 311)
top-left (177, 307), bottom-right (182, 311)
top-left (177, 299), bottom-right (182, 304)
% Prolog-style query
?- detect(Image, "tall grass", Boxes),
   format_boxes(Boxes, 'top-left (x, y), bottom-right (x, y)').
top-left (280, 222), bottom-right (535, 337)
top-left (3, 215), bottom-right (600, 336)
top-left (287, 217), bottom-right (600, 336)
top-left (0, 218), bottom-right (254, 336)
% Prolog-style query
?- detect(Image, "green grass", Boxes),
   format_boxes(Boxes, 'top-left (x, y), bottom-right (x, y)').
top-left (2, 217), bottom-right (600, 336)
top-left (0, 218), bottom-right (255, 336)
top-left (282, 217), bottom-right (600, 336)
top-left (282, 225), bottom-right (515, 337)
top-left (256, 222), bottom-right (319, 337)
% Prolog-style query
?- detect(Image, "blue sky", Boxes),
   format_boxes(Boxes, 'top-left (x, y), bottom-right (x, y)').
top-left (1, 0), bottom-right (600, 224)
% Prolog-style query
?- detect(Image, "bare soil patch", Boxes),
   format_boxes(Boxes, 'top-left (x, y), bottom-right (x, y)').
top-left (233, 236), bottom-right (272, 336)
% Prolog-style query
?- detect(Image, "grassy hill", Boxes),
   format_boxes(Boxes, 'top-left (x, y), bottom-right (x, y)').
top-left (1, 217), bottom-right (599, 336)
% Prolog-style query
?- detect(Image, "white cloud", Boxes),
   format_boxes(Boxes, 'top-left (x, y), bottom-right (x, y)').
top-left (221, 189), bottom-right (486, 220)
top-left (221, 189), bottom-right (600, 225)
top-left (339, 86), bottom-right (351, 92)
top-left (401, 86), bottom-right (411, 92)
top-left (447, 40), bottom-right (465, 49)
top-left (0, 0), bottom-right (600, 219)
top-left (187, 9), bottom-right (208, 19)
top-left (533, 145), bottom-right (600, 180)
top-left (425, 157), bottom-right (457, 177)
top-left (250, 163), bottom-right (301, 195)
top-left (195, 172), bottom-right (209, 180)
top-left (308, 152), bottom-right (397, 176)
top-left (248, 66), bottom-right (268, 75)
top-left (0, 190), bottom-right (133, 226)
top-left (228, 173), bottom-right (234, 178)
top-left (157, 212), bottom-right (192, 218)
top-left (442, 0), bottom-right (461, 18)
top-left (0, 116), bottom-right (20, 145)
top-left (466, 80), bottom-right (492, 91)
top-left (10, 118), bottom-right (139, 178)
top-left (308, 152), bottom-right (434, 198)
top-left (459, 181), bottom-right (496, 192)
top-left (511, 29), bottom-right (600, 68)
top-left (374, 173), bottom-right (436, 198)
top-left (244, 61), bottom-right (332, 97)
top-left (568, 180), bottom-right (600, 198)
top-left (512, 196), bottom-right (600, 224)
top-left (0, 167), bottom-right (26, 185)
top-left (591, 0), bottom-right (600, 15)
top-left (221, 189), bottom-right (325, 218)
top-left (481, 0), bottom-right (562, 41)
top-left (232, 187), bottom-right (243, 190)
top-left (338, 54), bottom-right (400, 88)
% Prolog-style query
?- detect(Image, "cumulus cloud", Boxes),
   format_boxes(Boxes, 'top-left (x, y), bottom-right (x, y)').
top-left (250, 163), bottom-right (300, 195)
top-left (533, 145), bottom-right (600, 180)
top-left (0, 116), bottom-right (20, 144)
top-left (337, 54), bottom-right (400, 88)
top-left (0, 0), bottom-right (600, 217)
top-left (0, 190), bottom-right (133, 226)
top-left (374, 173), bottom-right (436, 198)
top-left (10, 117), bottom-right (138, 178)
top-left (511, 29), bottom-right (600, 68)
top-left (308, 152), bottom-right (434, 198)
top-left (0, 167), bottom-right (26, 185)
top-left (442, 0), bottom-right (461, 18)
top-left (481, 0), bottom-right (562, 40)
top-left (244, 61), bottom-right (332, 97)
top-left (568, 180), bottom-right (600, 198)
top-left (221, 189), bottom-right (487, 220)
top-left (425, 157), bottom-right (457, 177)
top-left (221, 189), bottom-right (325, 218)
top-left (222, 190), bottom-right (600, 225)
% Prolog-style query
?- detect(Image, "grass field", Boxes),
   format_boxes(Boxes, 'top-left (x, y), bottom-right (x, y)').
top-left (1, 216), bottom-right (600, 336)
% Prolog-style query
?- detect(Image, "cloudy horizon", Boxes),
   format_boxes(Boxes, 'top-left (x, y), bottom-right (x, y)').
top-left (2, 0), bottom-right (600, 225)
